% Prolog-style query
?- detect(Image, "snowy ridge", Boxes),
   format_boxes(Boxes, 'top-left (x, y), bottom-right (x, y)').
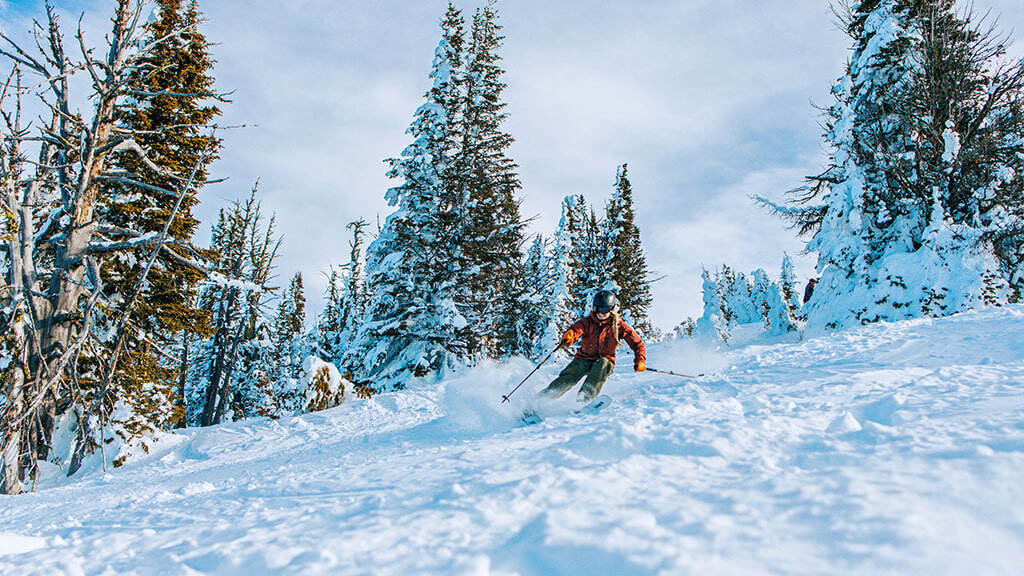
top-left (3, 309), bottom-right (1024, 574)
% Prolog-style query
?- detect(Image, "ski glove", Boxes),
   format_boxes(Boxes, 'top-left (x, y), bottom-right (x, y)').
top-left (635, 361), bottom-right (646, 372)
top-left (560, 333), bottom-right (578, 346)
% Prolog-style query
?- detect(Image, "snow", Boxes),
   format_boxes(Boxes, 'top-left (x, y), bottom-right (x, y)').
top-left (203, 272), bottom-right (266, 293)
top-left (5, 307), bottom-right (1024, 574)
top-left (942, 121), bottom-right (961, 165)
top-left (0, 534), bottom-right (45, 558)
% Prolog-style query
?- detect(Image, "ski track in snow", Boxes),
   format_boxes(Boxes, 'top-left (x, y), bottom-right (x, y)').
top-left (4, 308), bottom-right (1024, 575)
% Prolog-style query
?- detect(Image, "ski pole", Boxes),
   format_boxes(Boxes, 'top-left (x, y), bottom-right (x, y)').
top-left (501, 343), bottom-right (563, 403)
top-left (646, 368), bottom-right (704, 379)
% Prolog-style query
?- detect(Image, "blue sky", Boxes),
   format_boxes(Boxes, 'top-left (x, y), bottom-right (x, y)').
top-left (3, 0), bottom-right (1023, 331)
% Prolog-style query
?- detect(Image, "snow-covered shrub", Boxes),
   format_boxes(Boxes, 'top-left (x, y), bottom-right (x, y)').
top-left (105, 382), bottom-right (179, 468)
top-left (301, 357), bottom-right (348, 414)
top-left (807, 224), bottom-right (1010, 328)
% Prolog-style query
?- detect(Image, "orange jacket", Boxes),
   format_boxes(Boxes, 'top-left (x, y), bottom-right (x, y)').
top-left (563, 313), bottom-right (646, 367)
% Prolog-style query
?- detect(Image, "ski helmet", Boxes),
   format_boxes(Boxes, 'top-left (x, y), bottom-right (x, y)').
top-left (592, 290), bottom-right (618, 314)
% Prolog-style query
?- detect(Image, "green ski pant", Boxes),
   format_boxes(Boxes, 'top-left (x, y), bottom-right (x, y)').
top-left (541, 357), bottom-right (614, 402)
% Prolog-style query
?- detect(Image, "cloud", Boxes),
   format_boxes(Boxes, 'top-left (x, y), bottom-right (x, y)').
top-left (6, 0), bottom-right (1022, 330)
top-left (645, 162), bottom-right (820, 326)
top-left (198, 0), bottom-right (1024, 326)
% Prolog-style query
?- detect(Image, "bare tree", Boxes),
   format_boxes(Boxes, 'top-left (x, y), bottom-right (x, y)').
top-left (0, 1), bottom-right (215, 494)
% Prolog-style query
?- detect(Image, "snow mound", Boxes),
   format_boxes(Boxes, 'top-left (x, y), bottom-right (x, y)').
top-left (828, 411), bottom-right (862, 433)
top-left (0, 534), bottom-right (46, 558)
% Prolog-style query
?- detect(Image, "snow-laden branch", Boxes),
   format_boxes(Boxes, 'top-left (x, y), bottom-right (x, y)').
top-left (85, 230), bottom-right (160, 254)
top-left (751, 194), bottom-right (823, 216)
top-left (203, 272), bottom-right (270, 294)
top-left (108, 138), bottom-right (182, 180)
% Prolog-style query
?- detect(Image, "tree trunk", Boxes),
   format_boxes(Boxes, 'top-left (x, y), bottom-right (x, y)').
top-left (176, 334), bottom-right (190, 429)
top-left (1, 369), bottom-right (26, 495)
top-left (201, 289), bottom-right (237, 426)
top-left (213, 319), bottom-right (247, 424)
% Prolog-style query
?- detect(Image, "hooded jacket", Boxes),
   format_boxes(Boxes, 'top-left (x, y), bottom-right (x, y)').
top-left (563, 313), bottom-right (646, 367)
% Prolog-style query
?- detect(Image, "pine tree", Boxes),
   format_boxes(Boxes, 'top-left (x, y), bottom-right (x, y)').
top-left (259, 272), bottom-right (307, 415)
top-left (694, 269), bottom-right (730, 342)
top-left (98, 0), bottom-right (222, 429)
top-left (560, 194), bottom-right (593, 323)
top-left (457, 1), bottom-right (527, 358)
top-left (345, 6), bottom-right (470, 389)
top-left (604, 164), bottom-right (654, 336)
top-left (231, 315), bottom-right (277, 420)
top-left (273, 273), bottom-right (307, 380)
top-left (0, 1), bottom-right (231, 490)
top-left (779, 254), bottom-right (801, 313)
top-left (547, 196), bottom-right (583, 348)
top-left (725, 268), bottom-right (759, 325)
top-left (572, 208), bottom-right (604, 313)
top-left (750, 269), bottom-right (797, 335)
top-left (518, 234), bottom-right (555, 360)
top-left (714, 265), bottom-right (737, 327)
top-left (192, 189), bottom-right (280, 426)
top-left (770, 0), bottom-right (1024, 327)
top-left (670, 318), bottom-right (696, 339)
top-left (316, 267), bottom-right (344, 363)
top-left (316, 220), bottom-right (367, 367)
top-left (339, 220), bottom-right (368, 350)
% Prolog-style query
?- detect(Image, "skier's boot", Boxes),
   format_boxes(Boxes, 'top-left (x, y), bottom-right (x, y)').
top-left (577, 387), bottom-right (597, 404)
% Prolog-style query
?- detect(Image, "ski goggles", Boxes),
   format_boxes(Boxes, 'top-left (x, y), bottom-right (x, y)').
top-left (595, 306), bottom-right (613, 314)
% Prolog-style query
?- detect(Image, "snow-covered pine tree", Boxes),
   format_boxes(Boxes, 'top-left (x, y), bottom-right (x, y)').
top-left (693, 269), bottom-right (730, 342)
top-left (339, 219), bottom-right (368, 348)
top-left (544, 196), bottom-right (583, 352)
top-left (231, 312), bottom-right (277, 420)
top-left (909, 3), bottom-right (1024, 299)
top-left (192, 189), bottom-right (279, 426)
top-left (689, 264), bottom-right (798, 343)
top-left (768, 0), bottom-right (1024, 328)
top-left (344, 7), bottom-right (470, 390)
top-left (272, 273), bottom-right (307, 381)
top-left (669, 318), bottom-right (696, 339)
top-left (517, 235), bottom-right (555, 360)
top-left (779, 254), bottom-right (801, 314)
top-left (259, 272), bottom-right (308, 415)
top-left (98, 0), bottom-right (222, 437)
top-left (728, 269), bottom-right (760, 325)
top-left (316, 220), bottom-right (368, 368)
top-left (750, 269), bottom-right (797, 335)
top-left (557, 194), bottom-right (590, 325)
top-left (708, 262), bottom-right (733, 325)
top-left (457, 1), bottom-right (527, 359)
top-left (569, 205), bottom-right (613, 317)
top-left (604, 164), bottom-right (654, 336)
top-left (316, 267), bottom-right (344, 363)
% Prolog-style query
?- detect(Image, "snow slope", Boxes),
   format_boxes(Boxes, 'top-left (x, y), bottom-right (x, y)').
top-left (3, 308), bottom-right (1024, 575)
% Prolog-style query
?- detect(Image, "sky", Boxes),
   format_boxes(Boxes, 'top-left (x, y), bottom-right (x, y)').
top-left (2, 0), bottom-right (1024, 333)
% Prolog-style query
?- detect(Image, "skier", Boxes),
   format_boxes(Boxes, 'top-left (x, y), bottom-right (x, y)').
top-left (540, 290), bottom-right (646, 404)
top-left (804, 278), bottom-right (818, 304)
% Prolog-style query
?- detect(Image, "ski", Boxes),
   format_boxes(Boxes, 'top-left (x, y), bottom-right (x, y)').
top-left (518, 394), bottom-right (612, 426)
top-left (519, 410), bottom-right (543, 426)
top-left (572, 394), bottom-right (612, 416)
